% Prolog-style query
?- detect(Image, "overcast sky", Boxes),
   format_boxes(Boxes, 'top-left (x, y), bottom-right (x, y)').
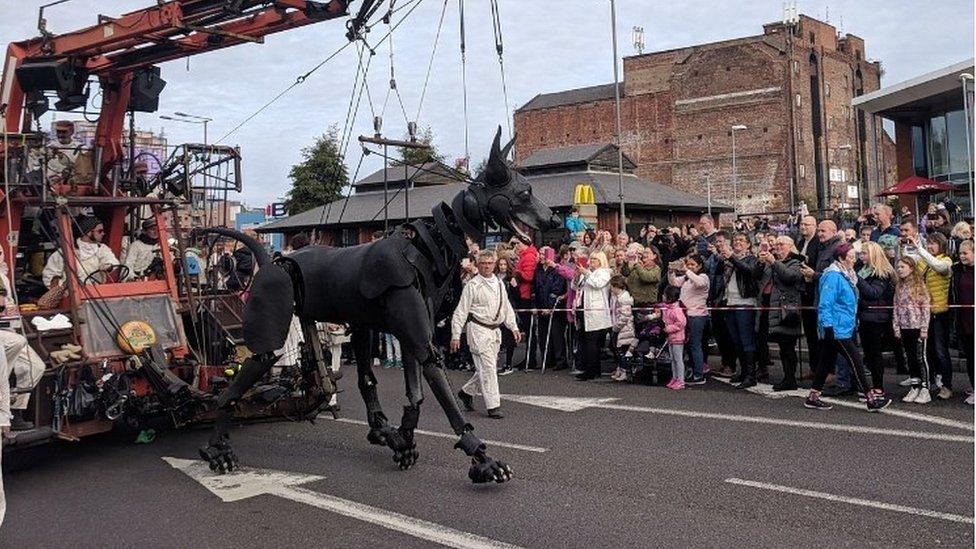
top-left (3, 0), bottom-right (973, 208)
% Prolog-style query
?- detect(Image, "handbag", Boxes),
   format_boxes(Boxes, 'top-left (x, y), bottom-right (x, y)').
top-left (67, 366), bottom-right (97, 419)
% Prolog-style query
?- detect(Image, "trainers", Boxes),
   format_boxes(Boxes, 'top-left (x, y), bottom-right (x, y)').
top-left (934, 374), bottom-right (943, 389)
top-left (667, 379), bottom-right (685, 391)
top-left (702, 364), bottom-right (711, 375)
top-left (623, 350), bottom-right (633, 358)
top-left (965, 391), bottom-right (974, 405)
top-left (804, 395), bottom-right (832, 410)
top-left (498, 365), bottom-right (515, 376)
top-left (936, 387), bottom-right (953, 400)
top-left (901, 387), bottom-right (920, 403)
top-left (867, 395), bottom-right (892, 412)
top-left (914, 388), bottom-right (932, 404)
top-left (712, 365), bottom-right (734, 378)
top-left (686, 375), bottom-right (706, 386)
top-left (898, 377), bottom-right (917, 387)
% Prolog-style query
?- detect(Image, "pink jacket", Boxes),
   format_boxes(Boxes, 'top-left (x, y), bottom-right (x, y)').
top-left (555, 262), bottom-right (577, 323)
top-left (662, 302), bottom-right (687, 344)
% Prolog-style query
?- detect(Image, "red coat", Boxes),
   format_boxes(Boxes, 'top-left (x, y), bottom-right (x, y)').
top-left (515, 245), bottom-right (538, 301)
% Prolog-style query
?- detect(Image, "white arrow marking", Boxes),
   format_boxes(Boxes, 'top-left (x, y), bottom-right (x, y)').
top-left (712, 378), bottom-right (974, 432)
top-left (321, 416), bottom-right (548, 453)
top-left (725, 478), bottom-right (974, 525)
top-left (163, 457), bottom-right (524, 549)
top-left (501, 395), bottom-right (974, 443)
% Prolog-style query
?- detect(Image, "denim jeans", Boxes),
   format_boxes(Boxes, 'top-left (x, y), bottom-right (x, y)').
top-left (686, 316), bottom-right (708, 377)
top-left (927, 313), bottom-right (952, 388)
top-left (724, 307), bottom-right (756, 354)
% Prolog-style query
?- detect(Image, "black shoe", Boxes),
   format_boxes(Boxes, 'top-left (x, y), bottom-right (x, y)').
top-left (772, 380), bottom-right (798, 392)
top-left (729, 373), bottom-right (744, 384)
top-left (867, 396), bottom-right (892, 412)
top-left (735, 378), bottom-right (757, 389)
top-left (822, 386), bottom-right (856, 397)
top-left (574, 373), bottom-right (594, 381)
top-left (456, 390), bottom-right (475, 412)
top-left (487, 407), bottom-right (505, 419)
top-left (497, 365), bottom-right (515, 376)
top-left (804, 396), bottom-right (833, 410)
top-left (686, 375), bottom-right (707, 386)
top-left (10, 411), bottom-right (33, 431)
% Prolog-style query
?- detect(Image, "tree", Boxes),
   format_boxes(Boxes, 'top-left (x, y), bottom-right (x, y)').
top-left (397, 126), bottom-right (445, 167)
top-left (283, 125), bottom-right (348, 215)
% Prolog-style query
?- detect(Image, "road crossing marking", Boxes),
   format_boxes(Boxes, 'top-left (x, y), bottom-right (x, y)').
top-left (320, 416), bottom-right (549, 453)
top-left (501, 395), bottom-right (974, 443)
top-left (712, 378), bottom-right (974, 431)
top-left (164, 457), bottom-right (526, 549)
top-left (725, 478), bottom-right (974, 525)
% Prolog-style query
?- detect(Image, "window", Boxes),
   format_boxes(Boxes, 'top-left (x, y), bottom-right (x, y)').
top-left (911, 125), bottom-right (927, 177)
top-left (825, 83), bottom-right (831, 97)
top-left (946, 109), bottom-right (970, 176)
top-left (793, 60), bottom-right (800, 74)
top-left (799, 164), bottom-right (806, 178)
top-left (809, 32), bottom-right (815, 42)
top-left (927, 115), bottom-right (949, 177)
top-left (795, 94), bottom-right (802, 107)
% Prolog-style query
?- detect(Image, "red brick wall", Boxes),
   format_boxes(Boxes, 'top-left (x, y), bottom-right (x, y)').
top-left (514, 14), bottom-right (889, 218)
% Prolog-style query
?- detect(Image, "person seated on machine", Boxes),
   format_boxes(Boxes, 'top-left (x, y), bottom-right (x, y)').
top-left (0, 247), bottom-right (45, 431)
top-left (42, 215), bottom-right (121, 290)
top-left (122, 218), bottom-right (161, 279)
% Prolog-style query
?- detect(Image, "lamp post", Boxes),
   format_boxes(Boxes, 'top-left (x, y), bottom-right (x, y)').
top-left (961, 73), bottom-right (974, 215)
top-left (610, 0), bottom-right (626, 235)
top-left (730, 124), bottom-right (747, 215)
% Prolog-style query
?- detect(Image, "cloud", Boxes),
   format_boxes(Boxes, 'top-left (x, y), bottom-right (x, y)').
top-left (2, 0), bottom-right (972, 208)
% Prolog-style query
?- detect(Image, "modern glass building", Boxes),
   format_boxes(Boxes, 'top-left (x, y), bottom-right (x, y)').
top-left (853, 59), bottom-right (974, 210)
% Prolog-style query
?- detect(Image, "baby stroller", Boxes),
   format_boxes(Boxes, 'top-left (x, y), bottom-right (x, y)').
top-left (625, 308), bottom-right (673, 386)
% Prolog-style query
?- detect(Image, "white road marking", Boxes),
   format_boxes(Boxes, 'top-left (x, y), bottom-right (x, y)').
top-left (713, 378), bottom-right (974, 431)
top-left (322, 416), bottom-right (548, 453)
top-left (502, 395), bottom-right (974, 444)
top-left (164, 457), bottom-right (525, 549)
top-left (725, 478), bottom-right (974, 525)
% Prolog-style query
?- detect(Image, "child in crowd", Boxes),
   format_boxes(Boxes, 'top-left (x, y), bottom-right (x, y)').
top-left (661, 286), bottom-right (687, 390)
top-left (892, 256), bottom-right (932, 404)
top-left (382, 332), bottom-right (402, 369)
top-left (609, 275), bottom-right (635, 381)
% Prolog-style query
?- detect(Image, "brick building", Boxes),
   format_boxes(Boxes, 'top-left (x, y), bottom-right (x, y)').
top-left (514, 14), bottom-right (896, 219)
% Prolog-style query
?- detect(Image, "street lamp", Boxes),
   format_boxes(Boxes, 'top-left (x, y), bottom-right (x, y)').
top-left (730, 124), bottom-right (747, 214)
top-left (610, 0), bottom-right (626, 235)
top-left (161, 112), bottom-right (213, 144)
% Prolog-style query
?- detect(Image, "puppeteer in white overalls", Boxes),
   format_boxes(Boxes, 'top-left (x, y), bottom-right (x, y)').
top-left (451, 254), bottom-right (519, 418)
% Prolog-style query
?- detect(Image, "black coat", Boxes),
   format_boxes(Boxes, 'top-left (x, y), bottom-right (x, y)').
top-left (758, 252), bottom-right (805, 336)
top-left (532, 265), bottom-right (567, 310)
top-left (713, 253), bottom-right (764, 304)
top-left (856, 272), bottom-right (895, 324)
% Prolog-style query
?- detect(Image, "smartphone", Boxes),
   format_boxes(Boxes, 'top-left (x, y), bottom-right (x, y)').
top-left (577, 257), bottom-right (589, 269)
top-left (759, 242), bottom-right (769, 253)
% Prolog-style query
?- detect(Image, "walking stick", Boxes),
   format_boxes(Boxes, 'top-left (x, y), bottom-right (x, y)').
top-left (524, 311), bottom-right (537, 371)
top-left (541, 295), bottom-right (565, 374)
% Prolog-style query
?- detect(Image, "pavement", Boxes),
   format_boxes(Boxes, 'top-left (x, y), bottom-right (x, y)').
top-left (2, 363), bottom-right (973, 548)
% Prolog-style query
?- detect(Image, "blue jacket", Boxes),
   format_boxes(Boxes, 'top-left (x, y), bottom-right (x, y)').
top-left (532, 265), bottom-right (568, 310)
top-left (564, 215), bottom-right (589, 234)
top-left (817, 263), bottom-right (858, 339)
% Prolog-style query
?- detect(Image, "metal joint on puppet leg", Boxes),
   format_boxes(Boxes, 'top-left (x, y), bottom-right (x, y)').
top-left (455, 427), bottom-right (513, 484)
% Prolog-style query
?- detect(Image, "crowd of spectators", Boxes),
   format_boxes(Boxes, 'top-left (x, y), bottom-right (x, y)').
top-left (456, 201), bottom-right (975, 409)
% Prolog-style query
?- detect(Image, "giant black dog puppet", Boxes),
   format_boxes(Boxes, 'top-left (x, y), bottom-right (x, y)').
top-left (198, 128), bottom-right (558, 483)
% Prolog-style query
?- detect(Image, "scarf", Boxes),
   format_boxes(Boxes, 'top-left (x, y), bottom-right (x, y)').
top-left (857, 265), bottom-right (875, 279)
top-left (826, 260), bottom-right (859, 290)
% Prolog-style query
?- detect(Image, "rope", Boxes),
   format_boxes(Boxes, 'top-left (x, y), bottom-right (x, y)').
top-left (217, 0), bottom-right (426, 143)
top-left (414, 0), bottom-right (450, 124)
top-left (489, 0), bottom-right (513, 140)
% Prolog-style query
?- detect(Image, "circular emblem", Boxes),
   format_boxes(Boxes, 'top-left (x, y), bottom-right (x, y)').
top-left (117, 320), bottom-right (157, 355)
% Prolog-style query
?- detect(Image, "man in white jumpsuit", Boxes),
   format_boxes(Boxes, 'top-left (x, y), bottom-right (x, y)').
top-left (122, 218), bottom-right (161, 279)
top-left (0, 249), bottom-right (45, 430)
top-left (451, 250), bottom-right (521, 419)
top-left (42, 216), bottom-right (120, 288)
top-left (0, 342), bottom-right (10, 527)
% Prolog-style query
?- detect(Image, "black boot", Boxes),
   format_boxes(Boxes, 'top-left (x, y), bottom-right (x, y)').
top-left (456, 390), bottom-right (475, 412)
top-left (735, 352), bottom-right (757, 389)
top-left (11, 410), bottom-right (34, 431)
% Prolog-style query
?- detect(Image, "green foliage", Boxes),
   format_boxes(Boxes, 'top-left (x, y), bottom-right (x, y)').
top-left (284, 125), bottom-right (348, 215)
top-left (397, 126), bottom-right (445, 166)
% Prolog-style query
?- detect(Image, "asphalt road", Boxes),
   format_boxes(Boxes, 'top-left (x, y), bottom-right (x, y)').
top-left (2, 365), bottom-right (973, 548)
